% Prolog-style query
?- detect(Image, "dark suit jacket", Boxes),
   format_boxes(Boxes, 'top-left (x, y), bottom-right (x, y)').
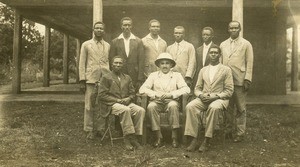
top-left (109, 35), bottom-right (145, 86)
top-left (193, 42), bottom-right (218, 88)
top-left (98, 71), bottom-right (136, 117)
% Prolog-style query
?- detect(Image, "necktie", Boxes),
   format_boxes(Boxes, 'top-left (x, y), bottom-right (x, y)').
top-left (176, 43), bottom-right (180, 55)
top-left (230, 40), bottom-right (235, 52)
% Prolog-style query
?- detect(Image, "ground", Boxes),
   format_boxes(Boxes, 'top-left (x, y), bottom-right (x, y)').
top-left (0, 101), bottom-right (299, 167)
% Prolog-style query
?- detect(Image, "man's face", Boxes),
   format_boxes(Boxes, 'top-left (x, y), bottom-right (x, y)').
top-left (208, 48), bottom-right (220, 64)
top-left (149, 21), bottom-right (160, 36)
top-left (174, 28), bottom-right (184, 42)
top-left (112, 58), bottom-right (123, 73)
top-left (228, 22), bottom-right (240, 39)
top-left (159, 60), bottom-right (172, 74)
top-left (93, 23), bottom-right (105, 38)
top-left (121, 20), bottom-right (132, 34)
top-left (202, 29), bottom-right (213, 44)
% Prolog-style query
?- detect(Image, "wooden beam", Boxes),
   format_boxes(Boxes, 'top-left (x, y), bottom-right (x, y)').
top-left (12, 10), bottom-right (22, 94)
top-left (63, 34), bottom-right (69, 84)
top-left (291, 25), bottom-right (298, 91)
top-left (43, 26), bottom-right (50, 87)
top-left (75, 39), bottom-right (81, 83)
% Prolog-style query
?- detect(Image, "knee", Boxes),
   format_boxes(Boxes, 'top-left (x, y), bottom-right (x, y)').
top-left (147, 102), bottom-right (157, 110)
top-left (208, 103), bottom-right (223, 111)
top-left (168, 101), bottom-right (179, 110)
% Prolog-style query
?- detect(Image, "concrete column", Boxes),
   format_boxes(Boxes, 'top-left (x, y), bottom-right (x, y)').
top-left (43, 26), bottom-right (51, 87)
top-left (93, 0), bottom-right (103, 24)
top-left (63, 34), bottom-right (69, 84)
top-left (75, 39), bottom-right (81, 83)
top-left (291, 25), bottom-right (299, 91)
top-left (12, 11), bottom-right (22, 94)
top-left (232, 0), bottom-right (243, 37)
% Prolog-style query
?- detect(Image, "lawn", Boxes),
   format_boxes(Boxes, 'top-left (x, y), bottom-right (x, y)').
top-left (0, 101), bottom-right (299, 167)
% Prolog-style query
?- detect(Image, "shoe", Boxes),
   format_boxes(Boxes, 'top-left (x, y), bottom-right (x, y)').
top-left (130, 136), bottom-right (143, 150)
top-left (172, 138), bottom-right (179, 148)
top-left (198, 141), bottom-right (209, 152)
top-left (154, 138), bottom-right (162, 148)
top-left (186, 138), bottom-right (198, 152)
top-left (86, 131), bottom-right (95, 140)
top-left (233, 135), bottom-right (244, 143)
top-left (124, 136), bottom-right (134, 151)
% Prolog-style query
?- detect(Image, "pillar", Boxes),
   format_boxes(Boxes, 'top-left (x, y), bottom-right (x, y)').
top-left (93, 0), bottom-right (103, 24)
top-left (12, 11), bottom-right (22, 94)
top-left (63, 34), bottom-right (69, 84)
top-left (43, 26), bottom-right (50, 87)
top-left (232, 0), bottom-right (243, 37)
top-left (75, 39), bottom-right (81, 83)
top-left (291, 25), bottom-right (298, 91)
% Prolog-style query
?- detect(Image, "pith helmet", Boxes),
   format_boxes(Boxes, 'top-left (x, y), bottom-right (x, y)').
top-left (154, 52), bottom-right (176, 68)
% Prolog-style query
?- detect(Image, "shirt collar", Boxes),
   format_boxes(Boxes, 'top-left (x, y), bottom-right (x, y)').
top-left (175, 40), bottom-right (185, 46)
top-left (118, 33), bottom-right (136, 40)
top-left (145, 33), bottom-right (161, 41)
top-left (230, 36), bottom-right (240, 43)
top-left (157, 70), bottom-right (174, 77)
top-left (93, 38), bottom-right (104, 44)
top-left (209, 63), bottom-right (221, 68)
top-left (204, 41), bottom-right (212, 48)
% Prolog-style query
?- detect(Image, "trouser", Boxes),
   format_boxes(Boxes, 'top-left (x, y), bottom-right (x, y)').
top-left (184, 98), bottom-right (224, 138)
top-left (111, 103), bottom-right (145, 136)
top-left (84, 83), bottom-right (101, 132)
top-left (147, 100), bottom-right (180, 138)
top-left (228, 86), bottom-right (247, 136)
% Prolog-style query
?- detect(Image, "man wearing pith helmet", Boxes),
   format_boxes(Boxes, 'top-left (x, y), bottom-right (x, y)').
top-left (139, 53), bottom-right (190, 148)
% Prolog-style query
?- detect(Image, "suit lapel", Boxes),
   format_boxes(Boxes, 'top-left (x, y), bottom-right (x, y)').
top-left (147, 39), bottom-right (158, 54)
top-left (91, 40), bottom-right (100, 54)
top-left (118, 39), bottom-right (127, 57)
top-left (128, 39), bottom-right (136, 58)
top-left (203, 67), bottom-right (211, 85)
top-left (211, 65), bottom-right (224, 85)
top-left (111, 73), bottom-right (121, 89)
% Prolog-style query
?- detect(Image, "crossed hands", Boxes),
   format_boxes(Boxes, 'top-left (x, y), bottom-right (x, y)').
top-left (117, 97), bottom-right (131, 105)
top-left (199, 93), bottom-right (219, 104)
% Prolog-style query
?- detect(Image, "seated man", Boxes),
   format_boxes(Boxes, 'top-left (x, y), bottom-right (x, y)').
top-left (184, 46), bottom-right (233, 152)
top-left (139, 53), bottom-right (190, 148)
top-left (98, 56), bottom-right (145, 151)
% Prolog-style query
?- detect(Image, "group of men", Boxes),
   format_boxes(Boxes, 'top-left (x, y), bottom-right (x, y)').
top-left (79, 17), bottom-right (254, 152)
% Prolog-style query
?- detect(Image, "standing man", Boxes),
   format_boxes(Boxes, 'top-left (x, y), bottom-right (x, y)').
top-left (139, 53), bottom-right (190, 148)
top-left (79, 21), bottom-right (110, 139)
top-left (109, 17), bottom-right (145, 91)
top-left (193, 27), bottom-right (218, 88)
top-left (220, 21), bottom-right (254, 142)
top-left (167, 26), bottom-right (196, 88)
top-left (98, 56), bottom-right (145, 151)
top-left (184, 46), bottom-right (233, 152)
top-left (142, 19), bottom-right (167, 77)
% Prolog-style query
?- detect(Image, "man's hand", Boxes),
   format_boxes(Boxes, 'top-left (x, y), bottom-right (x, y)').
top-left (199, 94), bottom-right (219, 104)
top-left (243, 80), bottom-right (251, 91)
top-left (160, 93), bottom-right (173, 101)
top-left (185, 77), bottom-right (192, 88)
top-left (118, 97), bottom-right (131, 105)
top-left (79, 80), bottom-right (86, 93)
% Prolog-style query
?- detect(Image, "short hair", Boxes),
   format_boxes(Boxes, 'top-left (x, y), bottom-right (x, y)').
top-left (120, 17), bottom-right (132, 26)
top-left (111, 55), bottom-right (124, 63)
top-left (174, 26), bottom-right (185, 32)
top-left (208, 45), bottom-right (221, 54)
top-left (148, 19), bottom-right (160, 27)
top-left (93, 21), bottom-right (105, 29)
top-left (202, 27), bottom-right (214, 35)
top-left (228, 21), bottom-right (241, 29)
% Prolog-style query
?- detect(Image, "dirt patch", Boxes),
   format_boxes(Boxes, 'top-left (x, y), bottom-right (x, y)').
top-left (0, 102), bottom-right (299, 166)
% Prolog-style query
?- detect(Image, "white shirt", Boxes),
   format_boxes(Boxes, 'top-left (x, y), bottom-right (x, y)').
top-left (118, 33), bottom-right (137, 57)
top-left (209, 63), bottom-right (220, 82)
top-left (145, 34), bottom-right (162, 50)
top-left (202, 42), bottom-right (212, 66)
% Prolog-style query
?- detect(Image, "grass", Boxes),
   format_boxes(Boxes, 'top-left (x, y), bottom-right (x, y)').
top-left (0, 102), bottom-right (299, 167)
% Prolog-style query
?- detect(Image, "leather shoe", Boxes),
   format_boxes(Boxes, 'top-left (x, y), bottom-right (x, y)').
top-left (198, 141), bottom-right (209, 152)
top-left (233, 135), bottom-right (244, 143)
top-left (186, 138), bottom-right (198, 152)
top-left (124, 136), bottom-right (134, 151)
top-left (154, 138), bottom-right (162, 148)
top-left (172, 138), bottom-right (179, 148)
top-left (130, 136), bottom-right (143, 150)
